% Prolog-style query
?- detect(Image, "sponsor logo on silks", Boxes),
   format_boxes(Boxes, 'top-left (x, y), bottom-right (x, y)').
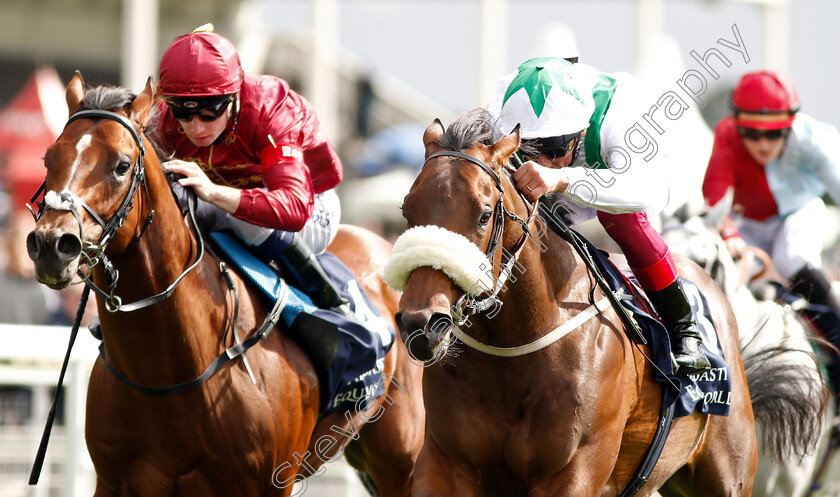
top-left (281, 145), bottom-right (303, 161)
top-left (503, 57), bottom-right (585, 118)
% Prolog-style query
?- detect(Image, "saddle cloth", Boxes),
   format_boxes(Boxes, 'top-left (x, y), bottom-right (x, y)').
top-left (210, 231), bottom-right (396, 416)
top-left (582, 237), bottom-right (732, 418)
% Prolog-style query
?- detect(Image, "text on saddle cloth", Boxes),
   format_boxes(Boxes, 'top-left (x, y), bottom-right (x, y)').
top-left (210, 231), bottom-right (395, 416)
top-left (582, 236), bottom-right (732, 418)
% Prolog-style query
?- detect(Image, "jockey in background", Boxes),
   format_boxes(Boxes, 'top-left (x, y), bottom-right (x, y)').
top-left (704, 69), bottom-right (840, 397)
top-left (488, 56), bottom-right (711, 374)
top-left (152, 25), bottom-right (349, 313)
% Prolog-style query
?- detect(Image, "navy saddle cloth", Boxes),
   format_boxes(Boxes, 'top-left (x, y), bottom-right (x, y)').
top-left (209, 231), bottom-right (396, 416)
top-left (581, 235), bottom-right (732, 418)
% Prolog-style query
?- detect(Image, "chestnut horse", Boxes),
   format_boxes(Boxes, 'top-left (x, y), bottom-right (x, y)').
top-left (26, 73), bottom-right (424, 496)
top-left (387, 109), bottom-right (776, 496)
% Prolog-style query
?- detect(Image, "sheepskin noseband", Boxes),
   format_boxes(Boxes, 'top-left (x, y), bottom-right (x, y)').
top-left (383, 225), bottom-right (494, 296)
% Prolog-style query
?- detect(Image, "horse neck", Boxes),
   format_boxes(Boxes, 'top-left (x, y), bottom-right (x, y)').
top-left (94, 152), bottom-right (227, 386)
top-left (475, 224), bottom-right (581, 340)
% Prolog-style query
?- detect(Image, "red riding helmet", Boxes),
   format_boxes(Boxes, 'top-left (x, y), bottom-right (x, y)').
top-left (158, 26), bottom-right (243, 97)
top-left (730, 70), bottom-right (800, 130)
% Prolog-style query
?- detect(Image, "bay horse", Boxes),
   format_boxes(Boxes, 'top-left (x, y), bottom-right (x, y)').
top-left (25, 72), bottom-right (424, 496)
top-left (387, 109), bottom-right (800, 496)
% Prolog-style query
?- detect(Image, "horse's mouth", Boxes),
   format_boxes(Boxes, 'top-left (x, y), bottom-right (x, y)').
top-left (33, 258), bottom-right (80, 290)
top-left (27, 229), bottom-right (83, 289)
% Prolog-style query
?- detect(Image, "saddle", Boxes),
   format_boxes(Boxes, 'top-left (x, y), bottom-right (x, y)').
top-left (209, 231), bottom-right (396, 415)
top-left (550, 225), bottom-right (733, 418)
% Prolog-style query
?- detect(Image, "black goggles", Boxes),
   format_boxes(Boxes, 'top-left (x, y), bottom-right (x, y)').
top-left (165, 94), bottom-right (235, 122)
top-left (523, 132), bottom-right (583, 160)
top-left (737, 126), bottom-right (791, 141)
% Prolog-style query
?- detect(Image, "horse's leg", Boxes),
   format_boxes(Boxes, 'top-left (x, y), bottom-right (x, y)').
top-left (659, 391), bottom-right (757, 497)
top-left (297, 384), bottom-right (408, 475)
top-left (411, 438), bottom-right (482, 497)
top-left (298, 361), bottom-right (422, 496)
top-left (341, 347), bottom-right (425, 497)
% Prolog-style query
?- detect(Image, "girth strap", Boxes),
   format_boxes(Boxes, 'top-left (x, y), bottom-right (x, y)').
top-left (99, 278), bottom-right (290, 395)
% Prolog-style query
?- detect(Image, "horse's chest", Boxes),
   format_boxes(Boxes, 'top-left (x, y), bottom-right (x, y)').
top-left (426, 366), bottom-right (587, 471)
top-left (86, 376), bottom-right (278, 494)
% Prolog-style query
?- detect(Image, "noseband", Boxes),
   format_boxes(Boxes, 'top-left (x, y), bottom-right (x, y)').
top-left (424, 151), bottom-right (540, 323)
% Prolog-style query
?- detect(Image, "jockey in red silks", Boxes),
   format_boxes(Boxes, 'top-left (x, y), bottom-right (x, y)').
top-left (704, 69), bottom-right (840, 393)
top-left (152, 25), bottom-right (348, 311)
top-left (488, 57), bottom-right (711, 374)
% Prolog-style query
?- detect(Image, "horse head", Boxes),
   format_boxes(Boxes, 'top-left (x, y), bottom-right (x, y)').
top-left (26, 72), bottom-right (157, 290)
top-left (386, 109), bottom-right (533, 363)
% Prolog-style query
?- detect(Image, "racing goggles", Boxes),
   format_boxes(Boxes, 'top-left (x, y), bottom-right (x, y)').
top-left (524, 131), bottom-right (583, 160)
top-left (737, 126), bottom-right (791, 141)
top-left (165, 94), bottom-right (235, 122)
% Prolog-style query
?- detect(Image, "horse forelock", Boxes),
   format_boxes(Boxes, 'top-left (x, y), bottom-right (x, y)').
top-left (82, 85), bottom-right (136, 113)
top-left (76, 85), bottom-right (171, 176)
top-left (439, 108), bottom-right (495, 153)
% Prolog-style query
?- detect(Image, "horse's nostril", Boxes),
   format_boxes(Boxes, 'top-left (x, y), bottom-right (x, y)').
top-left (428, 313), bottom-right (453, 336)
top-left (26, 231), bottom-right (43, 260)
top-left (54, 233), bottom-right (82, 260)
top-left (396, 309), bottom-right (432, 336)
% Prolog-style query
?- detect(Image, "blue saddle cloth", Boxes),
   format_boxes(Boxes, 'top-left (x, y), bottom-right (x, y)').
top-left (583, 238), bottom-right (731, 418)
top-left (209, 231), bottom-right (396, 416)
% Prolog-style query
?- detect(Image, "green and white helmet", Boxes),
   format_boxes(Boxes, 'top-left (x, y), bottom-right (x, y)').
top-left (489, 57), bottom-right (594, 139)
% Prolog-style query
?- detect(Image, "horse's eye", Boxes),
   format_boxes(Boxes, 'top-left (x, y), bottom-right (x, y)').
top-left (115, 160), bottom-right (131, 176)
top-left (479, 209), bottom-right (493, 226)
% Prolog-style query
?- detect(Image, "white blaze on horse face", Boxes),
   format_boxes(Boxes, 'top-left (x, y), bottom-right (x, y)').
top-left (62, 134), bottom-right (93, 191)
top-left (42, 134), bottom-right (94, 211)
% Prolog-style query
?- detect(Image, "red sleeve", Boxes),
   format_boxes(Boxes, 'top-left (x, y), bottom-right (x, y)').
top-left (703, 118), bottom-right (740, 239)
top-left (703, 120), bottom-right (738, 208)
top-left (233, 144), bottom-right (314, 231)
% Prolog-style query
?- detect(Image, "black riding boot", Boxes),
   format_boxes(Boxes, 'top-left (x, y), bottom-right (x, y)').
top-left (646, 279), bottom-right (712, 374)
top-left (790, 265), bottom-right (840, 395)
top-left (276, 236), bottom-right (351, 313)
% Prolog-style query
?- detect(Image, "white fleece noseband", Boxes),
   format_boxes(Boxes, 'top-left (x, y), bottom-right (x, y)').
top-left (383, 225), bottom-right (494, 296)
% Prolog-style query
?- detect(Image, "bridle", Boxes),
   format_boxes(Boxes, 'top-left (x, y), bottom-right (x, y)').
top-left (26, 108), bottom-right (274, 478)
top-left (28, 109), bottom-right (202, 312)
top-left (423, 151), bottom-right (540, 324)
top-left (27, 107), bottom-right (277, 395)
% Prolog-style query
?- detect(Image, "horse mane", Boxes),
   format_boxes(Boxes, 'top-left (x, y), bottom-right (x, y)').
top-left (439, 108), bottom-right (495, 152)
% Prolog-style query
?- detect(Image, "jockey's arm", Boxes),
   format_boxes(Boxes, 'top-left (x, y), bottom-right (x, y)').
top-left (164, 159), bottom-right (242, 214)
top-left (561, 148), bottom-right (669, 214)
top-left (234, 149), bottom-right (315, 231)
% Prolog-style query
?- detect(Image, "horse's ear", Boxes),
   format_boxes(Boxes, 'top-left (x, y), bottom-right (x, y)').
top-left (129, 77), bottom-right (156, 128)
top-left (66, 71), bottom-right (85, 116)
top-left (490, 124), bottom-right (520, 167)
top-left (423, 118), bottom-right (445, 158)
